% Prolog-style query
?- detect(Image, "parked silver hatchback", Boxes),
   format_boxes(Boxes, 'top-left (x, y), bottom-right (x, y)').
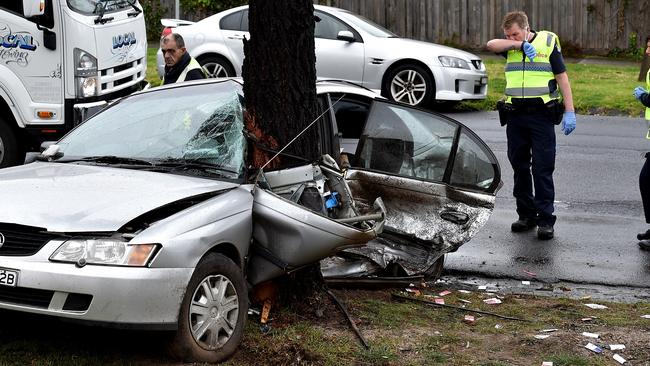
top-left (0, 79), bottom-right (499, 362)
top-left (157, 5), bottom-right (488, 108)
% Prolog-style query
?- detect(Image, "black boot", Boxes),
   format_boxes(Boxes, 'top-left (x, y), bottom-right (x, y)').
top-left (537, 225), bottom-right (554, 240)
top-left (638, 229), bottom-right (650, 241)
top-left (511, 218), bottom-right (536, 232)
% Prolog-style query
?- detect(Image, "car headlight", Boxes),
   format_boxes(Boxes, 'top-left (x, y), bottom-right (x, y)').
top-left (438, 56), bottom-right (470, 69)
top-left (74, 48), bottom-right (99, 98)
top-left (50, 239), bottom-right (158, 267)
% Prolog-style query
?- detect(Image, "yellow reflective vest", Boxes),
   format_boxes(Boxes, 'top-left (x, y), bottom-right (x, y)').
top-left (504, 31), bottom-right (561, 104)
top-left (162, 57), bottom-right (206, 84)
top-left (645, 68), bottom-right (650, 121)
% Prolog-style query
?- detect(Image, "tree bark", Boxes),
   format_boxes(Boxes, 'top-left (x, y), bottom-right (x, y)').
top-left (242, 0), bottom-right (320, 170)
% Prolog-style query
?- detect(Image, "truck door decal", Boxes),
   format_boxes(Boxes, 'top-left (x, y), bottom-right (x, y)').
top-left (0, 25), bottom-right (37, 67)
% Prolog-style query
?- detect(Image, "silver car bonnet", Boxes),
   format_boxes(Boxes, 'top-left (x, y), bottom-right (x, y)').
top-left (0, 162), bottom-right (237, 232)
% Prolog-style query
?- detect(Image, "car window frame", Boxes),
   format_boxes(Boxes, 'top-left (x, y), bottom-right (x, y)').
top-left (314, 10), bottom-right (363, 43)
top-left (219, 9), bottom-right (244, 31)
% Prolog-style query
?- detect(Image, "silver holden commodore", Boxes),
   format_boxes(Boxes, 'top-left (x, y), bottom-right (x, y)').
top-left (0, 78), bottom-right (500, 362)
top-left (157, 5), bottom-right (488, 108)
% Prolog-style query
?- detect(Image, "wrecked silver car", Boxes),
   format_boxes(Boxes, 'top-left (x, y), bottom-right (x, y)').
top-left (0, 79), bottom-right (499, 362)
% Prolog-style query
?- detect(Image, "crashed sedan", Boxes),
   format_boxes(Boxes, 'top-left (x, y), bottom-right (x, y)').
top-left (0, 79), bottom-right (499, 362)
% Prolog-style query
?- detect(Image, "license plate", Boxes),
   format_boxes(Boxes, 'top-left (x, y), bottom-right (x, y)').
top-left (0, 268), bottom-right (18, 287)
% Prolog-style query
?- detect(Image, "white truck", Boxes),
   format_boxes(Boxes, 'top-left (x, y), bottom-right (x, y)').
top-left (0, 0), bottom-right (147, 167)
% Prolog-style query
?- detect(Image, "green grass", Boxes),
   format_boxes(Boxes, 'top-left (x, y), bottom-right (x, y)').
top-left (146, 47), bottom-right (162, 88)
top-left (459, 59), bottom-right (645, 116)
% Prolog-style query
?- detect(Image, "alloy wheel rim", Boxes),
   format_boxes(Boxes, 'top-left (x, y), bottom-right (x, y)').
top-left (189, 274), bottom-right (239, 350)
top-left (390, 69), bottom-right (427, 106)
top-left (202, 62), bottom-right (229, 78)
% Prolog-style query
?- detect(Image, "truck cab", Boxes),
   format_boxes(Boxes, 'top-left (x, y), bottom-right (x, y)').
top-left (0, 0), bottom-right (147, 167)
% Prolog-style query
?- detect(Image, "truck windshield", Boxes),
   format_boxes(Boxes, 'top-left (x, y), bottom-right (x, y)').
top-left (67, 0), bottom-right (133, 14)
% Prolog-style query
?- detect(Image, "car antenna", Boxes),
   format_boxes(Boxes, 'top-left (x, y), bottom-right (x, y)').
top-left (254, 94), bottom-right (346, 181)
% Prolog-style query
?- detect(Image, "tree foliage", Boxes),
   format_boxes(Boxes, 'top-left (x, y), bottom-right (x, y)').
top-left (139, 0), bottom-right (168, 41)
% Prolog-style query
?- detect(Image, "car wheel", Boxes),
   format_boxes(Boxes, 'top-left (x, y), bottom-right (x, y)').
top-left (0, 119), bottom-right (23, 168)
top-left (197, 56), bottom-right (235, 78)
top-left (382, 64), bottom-right (434, 108)
top-left (424, 255), bottom-right (445, 281)
top-left (170, 253), bottom-right (248, 363)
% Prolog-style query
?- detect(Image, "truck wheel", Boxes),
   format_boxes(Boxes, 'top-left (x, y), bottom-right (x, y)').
top-left (0, 120), bottom-right (23, 168)
top-left (382, 63), bottom-right (434, 108)
top-left (197, 55), bottom-right (235, 78)
top-left (170, 253), bottom-right (248, 363)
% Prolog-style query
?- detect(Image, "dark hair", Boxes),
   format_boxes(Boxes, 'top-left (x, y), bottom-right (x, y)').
top-left (161, 33), bottom-right (186, 48)
top-left (502, 11), bottom-right (529, 30)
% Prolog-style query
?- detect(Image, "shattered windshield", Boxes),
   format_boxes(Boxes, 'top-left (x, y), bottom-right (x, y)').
top-left (67, 0), bottom-right (133, 14)
top-left (56, 81), bottom-right (246, 179)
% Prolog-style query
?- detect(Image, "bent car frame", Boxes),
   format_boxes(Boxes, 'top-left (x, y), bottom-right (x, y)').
top-left (0, 79), bottom-right (500, 362)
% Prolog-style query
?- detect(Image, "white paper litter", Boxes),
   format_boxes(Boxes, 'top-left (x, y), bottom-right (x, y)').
top-left (483, 298), bottom-right (502, 305)
top-left (458, 289), bottom-right (472, 294)
top-left (584, 303), bottom-right (608, 310)
top-left (522, 280), bottom-right (531, 285)
top-left (534, 334), bottom-right (550, 339)
top-left (609, 344), bottom-right (626, 351)
top-left (585, 342), bottom-right (603, 353)
top-left (613, 354), bottom-right (626, 364)
top-left (641, 314), bottom-right (650, 319)
top-left (581, 332), bottom-right (599, 338)
top-left (540, 328), bottom-right (559, 333)
top-left (541, 362), bottom-right (553, 366)
top-left (478, 285), bottom-right (487, 290)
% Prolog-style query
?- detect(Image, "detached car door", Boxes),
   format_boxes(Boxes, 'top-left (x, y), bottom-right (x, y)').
top-left (342, 99), bottom-right (500, 255)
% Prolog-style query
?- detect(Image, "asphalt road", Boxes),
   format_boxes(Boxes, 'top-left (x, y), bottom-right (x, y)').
top-left (442, 111), bottom-right (650, 288)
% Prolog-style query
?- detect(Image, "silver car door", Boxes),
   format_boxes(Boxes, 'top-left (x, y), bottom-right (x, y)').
top-left (315, 10), bottom-right (365, 84)
top-left (345, 100), bottom-right (500, 255)
top-left (219, 9), bottom-right (248, 70)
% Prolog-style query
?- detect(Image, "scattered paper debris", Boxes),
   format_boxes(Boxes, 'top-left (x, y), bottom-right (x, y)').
top-left (582, 332), bottom-right (599, 338)
top-left (534, 334), bottom-right (550, 340)
top-left (439, 290), bottom-right (452, 297)
top-left (584, 303), bottom-right (608, 310)
top-left (463, 315), bottom-right (475, 324)
top-left (434, 298), bottom-right (445, 305)
top-left (585, 342), bottom-right (603, 353)
top-left (541, 362), bottom-right (553, 366)
top-left (494, 324), bottom-right (502, 329)
top-left (523, 269), bottom-right (537, 277)
top-left (641, 314), bottom-right (650, 319)
top-left (613, 354), bottom-right (626, 364)
top-left (478, 285), bottom-right (487, 290)
top-left (609, 344), bottom-right (626, 351)
top-left (540, 328), bottom-right (559, 333)
top-left (458, 299), bottom-right (471, 304)
top-left (405, 288), bottom-right (421, 296)
top-left (458, 289), bottom-right (472, 294)
top-left (521, 280), bottom-right (531, 285)
top-left (581, 317), bottom-right (593, 322)
top-left (483, 298), bottom-right (502, 305)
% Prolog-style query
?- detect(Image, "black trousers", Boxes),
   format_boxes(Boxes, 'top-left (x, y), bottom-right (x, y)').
top-left (506, 112), bottom-right (557, 226)
top-left (641, 155), bottom-right (650, 223)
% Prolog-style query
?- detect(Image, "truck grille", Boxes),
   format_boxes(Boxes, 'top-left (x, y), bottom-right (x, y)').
top-left (0, 223), bottom-right (59, 256)
top-left (99, 57), bottom-right (145, 95)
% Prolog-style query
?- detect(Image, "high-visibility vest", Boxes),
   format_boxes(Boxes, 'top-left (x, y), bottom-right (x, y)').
top-left (163, 57), bottom-right (206, 84)
top-left (645, 68), bottom-right (649, 139)
top-left (504, 30), bottom-right (561, 104)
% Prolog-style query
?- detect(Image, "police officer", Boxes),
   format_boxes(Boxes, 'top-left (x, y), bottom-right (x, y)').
top-left (487, 11), bottom-right (576, 240)
top-left (634, 36), bottom-right (650, 250)
top-left (161, 33), bottom-right (206, 85)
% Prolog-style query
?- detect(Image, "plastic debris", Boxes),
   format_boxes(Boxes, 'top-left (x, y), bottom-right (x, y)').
top-left (494, 324), bottom-right (502, 329)
top-left (584, 303), bottom-right (608, 310)
top-left (613, 354), bottom-right (626, 364)
top-left (463, 315), bottom-right (475, 324)
top-left (521, 280), bottom-right (531, 285)
top-left (609, 344), bottom-right (625, 351)
top-left (483, 298), bottom-right (502, 305)
top-left (434, 298), bottom-right (445, 305)
top-left (534, 334), bottom-right (550, 340)
top-left (585, 342), bottom-right (603, 353)
top-left (540, 328), bottom-right (559, 333)
top-left (541, 362), bottom-right (553, 366)
top-left (581, 332), bottom-right (599, 338)
top-left (439, 290), bottom-right (452, 297)
top-left (523, 269), bottom-right (537, 277)
top-left (641, 314), bottom-right (650, 319)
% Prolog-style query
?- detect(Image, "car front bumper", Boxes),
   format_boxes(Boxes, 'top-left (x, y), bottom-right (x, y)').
top-left (432, 66), bottom-right (488, 101)
top-left (0, 240), bottom-right (193, 329)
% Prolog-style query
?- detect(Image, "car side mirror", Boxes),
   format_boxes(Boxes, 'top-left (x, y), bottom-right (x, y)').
top-left (337, 30), bottom-right (355, 42)
top-left (22, 0), bottom-right (45, 17)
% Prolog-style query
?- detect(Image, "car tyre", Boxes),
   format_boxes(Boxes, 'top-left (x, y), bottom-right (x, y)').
top-left (0, 118), bottom-right (23, 168)
top-left (382, 63), bottom-right (434, 108)
top-left (197, 55), bottom-right (235, 78)
top-left (424, 255), bottom-right (445, 281)
top-left (170, 253), bottom-right (248, 363)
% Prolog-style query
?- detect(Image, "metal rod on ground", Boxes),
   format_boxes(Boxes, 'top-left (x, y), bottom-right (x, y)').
top-left (326, 289), bottom-right (369, 349)
top-left (392, 293), bottom-right (529, 322)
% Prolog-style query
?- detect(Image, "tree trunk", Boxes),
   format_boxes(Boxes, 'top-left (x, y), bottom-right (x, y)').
top-left (242, 0), bottom-right (320, 170)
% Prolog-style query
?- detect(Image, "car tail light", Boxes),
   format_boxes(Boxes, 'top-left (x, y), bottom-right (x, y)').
top-left (161, 27), bottom-right (172, 38)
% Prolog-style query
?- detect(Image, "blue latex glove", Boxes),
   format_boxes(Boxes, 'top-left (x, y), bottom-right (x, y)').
top-left (634, 86), bottom-right (647, 101)
top-left (561, 111), bottom-right (576, 135)
top-left (521, 41), bottom-right (536, 62)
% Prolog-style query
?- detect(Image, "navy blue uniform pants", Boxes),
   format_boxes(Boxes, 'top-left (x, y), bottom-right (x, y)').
top-left (641, 154), bottom-right (650, 223)
top-left (506, 112), bottom-right (557, 226)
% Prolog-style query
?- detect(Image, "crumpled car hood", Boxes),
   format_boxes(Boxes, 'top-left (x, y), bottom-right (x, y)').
top-left (0, 162), bottom-right (237, 232)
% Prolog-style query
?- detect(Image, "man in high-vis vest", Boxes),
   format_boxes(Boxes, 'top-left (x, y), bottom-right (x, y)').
top-left (486, 11), bottom-right (576, 240)
top-left (161, 33), bottom-right (206, 85)
top-left (633, 35), bottom-right (650, 250)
